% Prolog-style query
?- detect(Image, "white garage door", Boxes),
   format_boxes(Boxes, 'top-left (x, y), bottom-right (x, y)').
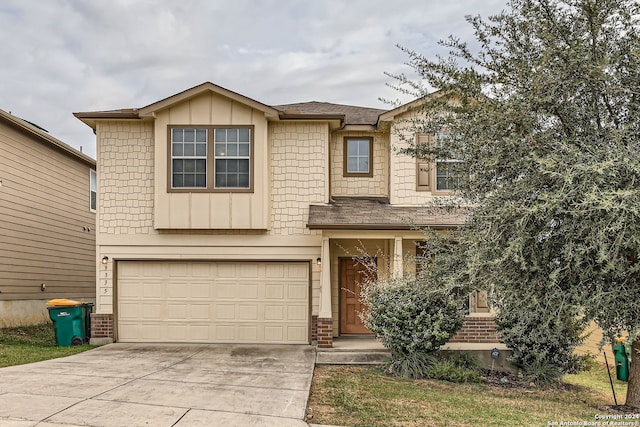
top-left (117, 261), bottom-right (309, 343)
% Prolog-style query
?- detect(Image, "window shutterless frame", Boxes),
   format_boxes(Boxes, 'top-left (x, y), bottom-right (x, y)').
top-left (167, 125), bottom-right (254, 193)
top-left (343, 136), bottom-right (373, 177)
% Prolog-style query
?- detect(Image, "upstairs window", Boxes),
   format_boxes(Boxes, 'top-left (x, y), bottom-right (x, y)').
top-left (169, 125), bottom-right (253, 192)
top-left (434, 132), bottom-right (463, 192)
top-left (171, 128), bottom-right (207, 188)
top-left (415, 132), bottom-right (463, 193)
top-left (214, 128), bottom-right (250, 188)
top-left (89, 170), bottom-right (97, 212)
top-left (344, 137), bottom-right (373, 177)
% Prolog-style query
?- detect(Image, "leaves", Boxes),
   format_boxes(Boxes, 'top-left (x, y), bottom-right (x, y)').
top-left (392, 0), bottom-right (640, 386)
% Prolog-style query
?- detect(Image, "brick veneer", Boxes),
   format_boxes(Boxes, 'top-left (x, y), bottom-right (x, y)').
top-left (317, 317), bottom-right (333, 348)
top-left (90, 313), bottom-right (114, 339)
top-left (448, 316), bottom-right (500, 343)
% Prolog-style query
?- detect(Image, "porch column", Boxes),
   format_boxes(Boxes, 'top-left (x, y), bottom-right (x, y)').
top-left (393, 236), bottom-right (404, 278)
top-left (317, 236), bottom-right (333, 348)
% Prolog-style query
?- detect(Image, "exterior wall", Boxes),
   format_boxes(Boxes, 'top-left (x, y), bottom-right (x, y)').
top-left (576, 321), bottom-right (606, 363)
top-left (97, 121), bottom-right (154, 235)
top-left (153, 92), bottom-right (269, 230)
top-left (448, 316), bottom-right (500, 344)
top-left (269, 122), bottom-right (328, 236)
top-left (388, 114), bottom-right (439, 205)
top-left (330, 130), bottom-right (389, 197)
top-left (0, 118), bottom-right (95, 320)
top-left (93, 117), bottom-right (328, 319)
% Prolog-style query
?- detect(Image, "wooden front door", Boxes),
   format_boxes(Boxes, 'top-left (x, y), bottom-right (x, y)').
top-left (340, 258), bottom-right (375, 335)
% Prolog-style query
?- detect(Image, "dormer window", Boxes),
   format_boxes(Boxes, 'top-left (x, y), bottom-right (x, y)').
top-left (169, 125), bottom-right (253, 192)
top-left (344, 137), bottom-right (373, 177)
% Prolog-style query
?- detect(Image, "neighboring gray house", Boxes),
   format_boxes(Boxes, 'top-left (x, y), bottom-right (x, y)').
top-left (0, 108), bottom-right (96, 327)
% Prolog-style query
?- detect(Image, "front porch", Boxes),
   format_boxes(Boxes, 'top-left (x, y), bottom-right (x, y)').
top-left (315, 336), bottom-right (515, 371)
top-left (313, 232), bottom-right (500, 349)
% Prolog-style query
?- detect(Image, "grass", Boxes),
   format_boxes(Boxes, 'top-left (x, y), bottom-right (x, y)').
top-left (307, 365), bottom-right (630, 427)
top-left (0, 323), bottom-right (94, 368)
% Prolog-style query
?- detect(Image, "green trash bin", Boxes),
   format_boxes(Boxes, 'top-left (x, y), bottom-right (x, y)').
top-left (46, 299), bottom-right (86, 346)
top-left (82, 303), bottom-right (94, 343)
top-left (612, 337), bottom-right (630, 382)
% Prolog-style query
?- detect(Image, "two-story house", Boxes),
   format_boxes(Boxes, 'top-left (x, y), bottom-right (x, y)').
top-left (75, 82), bottom-right (498, 348)
top-left (0, 108), bottom-right (96, 327)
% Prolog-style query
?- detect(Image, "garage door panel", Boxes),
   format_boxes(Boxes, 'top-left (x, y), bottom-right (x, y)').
top-left (287, 306), bottom-right (307, 320)
top-left (264, 306), bottom-right (284, 320)
top-left (168, 304), bottom-right (188, 320)
top-left (239, 264), bottom-right (259, 278)
top-left (265, 284), bottom-right (284, 299)
top-left (237, 305), bottom-right (258, 320)
top-left (238, 284), bottom-right (258, 298)
top-left (143, 282), bottom-right (162, 298)
top-left (215, 283), bottom-right (237, 299)
top-left (191, 305), bottom-right (209, 319)
top-left (287, 284), bottom-right (307, 299)
top-left (215, 304), bottom-right (236, 320)
top-left (288, 264), bottom-right (308, 279)
top-left (287, 326), bottom-right (308, 342)
top-left (118, 261), bottom-right (309, 344)
top-left (217, 263), bottom-right (237, 278)
top-left (141, 304), bottom-right (162, 320)
top-left (264, 326), bottom-right (284, 341)
top-left (265, 263), bottom-right (285, 278)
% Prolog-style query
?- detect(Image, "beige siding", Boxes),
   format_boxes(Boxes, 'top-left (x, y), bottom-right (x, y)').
top-left (389, 115), bottom-right (439, 205)
top-left (0, 120), bottom-right (95, 300)
top-left (97, 121), bottom-right (154, 235)
top-left (331, 130), bottom-right (389, 197)
top-left (270, 122), bottom-right (327, 236)
top-left (153, 92), bottom-right (269, 230)
top-left (576, 322), bottom-right (607, 363)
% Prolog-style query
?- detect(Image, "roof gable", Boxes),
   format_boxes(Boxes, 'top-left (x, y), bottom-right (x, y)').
top-left (138, 82), bottom-right (280, 119)
top-left (273, 101), bottom-right (385, 126)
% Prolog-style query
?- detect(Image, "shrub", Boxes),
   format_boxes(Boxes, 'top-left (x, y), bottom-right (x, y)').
top-left (493, 291), bottom-right (588, 385)
top-left (362, 277), bottom-right (465, 378)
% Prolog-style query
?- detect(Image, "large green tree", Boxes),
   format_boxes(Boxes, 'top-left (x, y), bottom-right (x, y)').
top-left (395, 0), bottom-right (640, 406)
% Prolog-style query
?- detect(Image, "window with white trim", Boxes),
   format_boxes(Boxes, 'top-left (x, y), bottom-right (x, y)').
top-left (89, 170), bottom-right (97, 212)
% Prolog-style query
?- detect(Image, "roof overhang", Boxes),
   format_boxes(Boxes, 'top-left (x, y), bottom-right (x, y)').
top-left (1, 109), bottom-right (96, 166)
top-left (73, 110), bottom-right (141, 130)
top-left (277, 112), bottom-right (344, 130)
top-left (377, 90), bottom-right (447, 123)
top-left (307, 197), bottom-right (467, 231)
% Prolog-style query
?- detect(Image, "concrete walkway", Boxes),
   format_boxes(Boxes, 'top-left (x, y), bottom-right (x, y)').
top-left (0, 343), bottom-right (314, 426)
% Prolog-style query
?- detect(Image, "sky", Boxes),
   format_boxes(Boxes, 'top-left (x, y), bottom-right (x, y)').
top-left (0, 0), bottom-right (507, 159)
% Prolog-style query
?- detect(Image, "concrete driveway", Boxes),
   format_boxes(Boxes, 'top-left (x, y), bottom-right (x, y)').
top-left (0, 343), bottom-right (315, 426)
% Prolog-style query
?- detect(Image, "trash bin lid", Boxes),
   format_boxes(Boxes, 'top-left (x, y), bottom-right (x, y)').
top-left (46, 299), bottom-right (84, 306)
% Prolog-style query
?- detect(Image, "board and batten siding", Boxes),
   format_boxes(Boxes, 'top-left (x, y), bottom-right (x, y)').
top-left (0, 118), bottom-right (96, 301)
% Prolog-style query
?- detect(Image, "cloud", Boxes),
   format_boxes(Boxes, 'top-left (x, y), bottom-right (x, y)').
top-left (0, 0), bottom-right (507, 158)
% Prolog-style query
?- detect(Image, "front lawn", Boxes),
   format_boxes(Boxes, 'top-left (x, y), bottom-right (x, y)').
top-left (307, 365), bottom-right (630, 427)
top-left (0, 323), bottom-right (94, 368)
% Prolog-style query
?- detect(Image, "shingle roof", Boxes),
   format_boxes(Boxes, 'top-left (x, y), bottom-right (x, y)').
top-left (307, 197), bottom-right (466, 230)
top-left (273, 102), bottom-right (385, 125)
